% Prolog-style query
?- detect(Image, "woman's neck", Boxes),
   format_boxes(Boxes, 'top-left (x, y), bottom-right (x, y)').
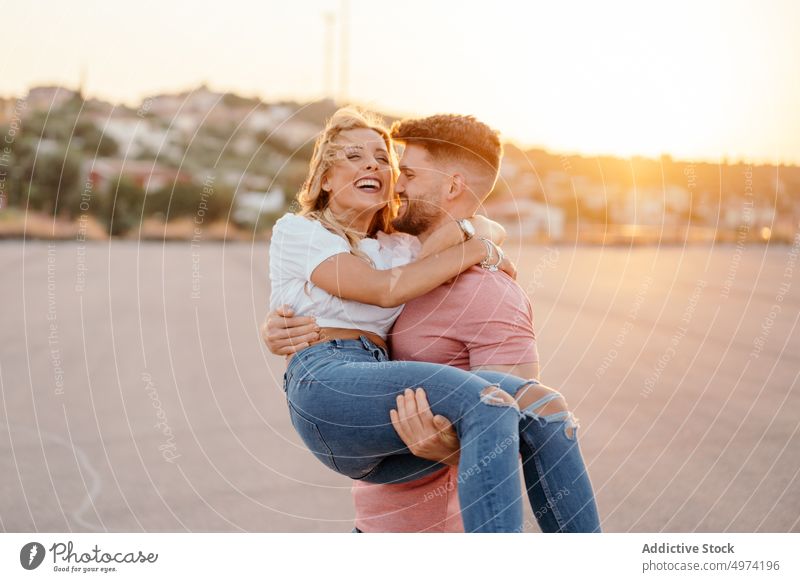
top-left (328, 208), bottom-right (375, 239)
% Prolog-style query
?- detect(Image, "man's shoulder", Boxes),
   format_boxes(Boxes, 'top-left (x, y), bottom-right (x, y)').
top-left (452, 266), bottom-right (528, 296)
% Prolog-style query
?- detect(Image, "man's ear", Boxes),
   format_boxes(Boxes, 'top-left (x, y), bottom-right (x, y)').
top-left (446, 174), bottom-right (467, 201)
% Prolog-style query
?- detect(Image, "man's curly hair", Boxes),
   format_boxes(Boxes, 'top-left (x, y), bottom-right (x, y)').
top-left (390, 114), bottom-right (503, 180)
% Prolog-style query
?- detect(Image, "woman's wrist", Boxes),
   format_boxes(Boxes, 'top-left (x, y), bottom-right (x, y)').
top-left (471, 215), bottom-right (506, 245)
top-left (466, 236), bottom-right (493, 266)
top-left (419, 220), bottom-right (468, 259)
top-left (478, 237), bottom-right (504, 271)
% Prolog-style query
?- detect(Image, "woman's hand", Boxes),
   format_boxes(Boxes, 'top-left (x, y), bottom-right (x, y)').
top-left (260, 305), bottom-right (320, 356)
top-left (471, 215), bottom-right (506, 246)
top-left (498, 254), bottom-right (518, 279)
top-left (390, 388), bottom-right (460, 466)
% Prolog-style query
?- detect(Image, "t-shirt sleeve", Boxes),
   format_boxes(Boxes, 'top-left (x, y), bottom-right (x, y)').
top-left (376, 231), bottom-right (422, 268)
top-left (271, 213), bottom-right (352, 280)
top-left (458, 273), bottom-right (539, 368)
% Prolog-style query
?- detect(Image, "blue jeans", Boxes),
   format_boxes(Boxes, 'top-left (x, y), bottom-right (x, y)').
top-left (284, 336), bottom-right (599, 532)
top-left (472, 370), bottom-right (601, 532)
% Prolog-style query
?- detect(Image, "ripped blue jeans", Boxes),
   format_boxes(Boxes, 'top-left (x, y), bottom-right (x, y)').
top-left (284, 336), bottom-right (600, 532)
top-left (471, 370), bottom-right (601, 533)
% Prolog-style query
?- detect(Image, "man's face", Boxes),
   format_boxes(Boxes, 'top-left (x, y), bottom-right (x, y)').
top-left (392, 144), bottom-right (449, 235)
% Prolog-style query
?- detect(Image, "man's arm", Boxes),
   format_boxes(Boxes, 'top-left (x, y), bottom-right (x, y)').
top-left (391, 363), bottom-right (541, 465)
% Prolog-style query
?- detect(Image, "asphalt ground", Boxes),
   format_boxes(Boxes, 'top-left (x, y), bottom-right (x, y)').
top-left (1, 239), bottom-right (798, 532)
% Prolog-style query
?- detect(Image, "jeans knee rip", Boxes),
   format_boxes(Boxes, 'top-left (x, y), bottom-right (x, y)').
top-left (479, 385), bottom-right (519, 410)
top-left (519, 390), bottom-right (580, 440)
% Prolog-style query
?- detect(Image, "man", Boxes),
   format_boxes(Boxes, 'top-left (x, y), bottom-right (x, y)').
top-left (263, 114), bottom-right (600, 533)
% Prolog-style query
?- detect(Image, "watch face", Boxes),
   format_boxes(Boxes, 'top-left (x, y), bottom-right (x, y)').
top-left (462, 220), bottom-right (475, 237)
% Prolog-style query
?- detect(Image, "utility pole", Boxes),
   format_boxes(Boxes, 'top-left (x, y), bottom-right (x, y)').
top-left (323, 12), bottom-right (335, 100)
top-left (78, 63), bottom-right (87, 101)
top-left (322, 12), bottom-right (336, 99)
top-left (339, 0), bottom-right (349, 103)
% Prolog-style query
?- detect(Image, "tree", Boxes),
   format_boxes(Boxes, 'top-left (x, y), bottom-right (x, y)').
top-left (14, 146), bottom-right (82, 215)
top-left (74, 120), bottom-right (119, 157)
top-left (146, 181), bottom-right (200, 220)
top-left (100, 176), bottom-right (146, 235)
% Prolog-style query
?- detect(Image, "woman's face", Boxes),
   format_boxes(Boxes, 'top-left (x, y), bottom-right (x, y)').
top-left (323, 128), bottom-right (394, 227)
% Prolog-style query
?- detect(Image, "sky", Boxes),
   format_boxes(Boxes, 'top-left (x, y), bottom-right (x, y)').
top-left (3, 0), bottom-right (799, 165)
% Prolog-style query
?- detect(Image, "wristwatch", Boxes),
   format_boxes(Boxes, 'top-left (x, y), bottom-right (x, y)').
top-left (456, 218), bottom-right (476, 241)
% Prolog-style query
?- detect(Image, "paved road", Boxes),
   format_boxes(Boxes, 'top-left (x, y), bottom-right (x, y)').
top-left (1, 239), bottom-right (798, 532)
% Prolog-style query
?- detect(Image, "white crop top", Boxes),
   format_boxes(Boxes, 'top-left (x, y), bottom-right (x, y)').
top-left (268, 212), bottom-right (422, 339)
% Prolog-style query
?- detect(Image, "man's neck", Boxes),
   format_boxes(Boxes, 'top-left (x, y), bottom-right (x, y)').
top-left (416, 209), bottom-right (473, 243)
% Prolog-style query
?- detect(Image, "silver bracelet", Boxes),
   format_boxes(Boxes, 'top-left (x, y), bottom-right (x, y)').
top-left (490, 241), bottom-right (505, 270)
top-left (478, 237), bottom-right (499, 271)
top-left (479, 239), bottom-right (504, 272)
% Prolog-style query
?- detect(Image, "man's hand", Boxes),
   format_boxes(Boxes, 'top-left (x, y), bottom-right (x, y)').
top-left (260, 305), bottom-right (320, 357)
top-left (390, 388), bottom-right (461, 466)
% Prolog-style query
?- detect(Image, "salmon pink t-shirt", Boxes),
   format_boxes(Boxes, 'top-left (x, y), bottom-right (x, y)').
top-left (351, 266), bottom-right (539, 532)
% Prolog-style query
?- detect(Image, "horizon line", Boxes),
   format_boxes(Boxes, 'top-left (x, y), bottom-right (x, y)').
top-left (4, 81), bottom-right (799, 169)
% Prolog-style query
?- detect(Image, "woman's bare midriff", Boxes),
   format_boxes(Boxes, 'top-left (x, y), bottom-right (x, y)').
top-left (286, 327), bottom-right (388, 364)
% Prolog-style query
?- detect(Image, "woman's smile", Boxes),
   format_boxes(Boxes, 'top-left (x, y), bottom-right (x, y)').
top-left (324, 127), bottom-right (396, 229)
top-left (354, 176), bottom-right (383, 193)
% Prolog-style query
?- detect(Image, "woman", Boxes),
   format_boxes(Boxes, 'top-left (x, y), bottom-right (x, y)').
top-left (272, 107), bottom-right (559, 532)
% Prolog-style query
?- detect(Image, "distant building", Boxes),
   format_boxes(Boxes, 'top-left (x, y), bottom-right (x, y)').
top-left (233, 188), bottom-right (286, 225)
top-left (25, 86), bottom-right (79, 110)
top-left (484, 198), bottom-right (564, 240)
top-left (100, 116), bottom-right (172, 158)
top-left (244, 106), bottom-right (292, 133)
top-left (0, 97), bottom-right (20, 124)
top-left (573, 176), bottom-right (611, 212)
top-left (541, 171), bottom-right (574, 205)
top-left (269, 118), bottom-right (319, 149)
top-left (146, 94), bottom-right (185, 119)
top-left (612, 185), bottom-right (690, 226)
top-left (664, 185), bottom-right (691, 216)
top-left (146, 84), bottom-right (230, 128)
top-left (613, 189), bottom-right (662, 225)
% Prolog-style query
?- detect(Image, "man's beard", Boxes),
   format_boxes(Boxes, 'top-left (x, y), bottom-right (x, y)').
top-left (392, 195), bottom-right (443, 236)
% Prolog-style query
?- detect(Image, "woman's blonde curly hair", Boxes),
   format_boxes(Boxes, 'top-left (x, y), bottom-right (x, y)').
top-left (296, 107), bottom-right (399, 264)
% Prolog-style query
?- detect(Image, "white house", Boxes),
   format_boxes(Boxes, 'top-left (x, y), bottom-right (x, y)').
top-left (233, 188), bottom-right (286, 225)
